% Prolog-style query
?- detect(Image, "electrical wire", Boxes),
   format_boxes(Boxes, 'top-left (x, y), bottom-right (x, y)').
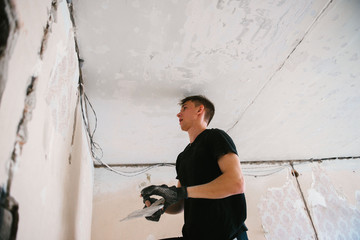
top-left (77, 77), bottom-right (358, 178)
top-left (78, 89), bottom-right (356, 178)
top-left (242, 165), bottom-right (288, 177)
top-left (69, 1), bottom-right (359, 179)
top-left (78, 83), bottom-right (175, 177)
top-left (77, 90), bottom-right (310, 178)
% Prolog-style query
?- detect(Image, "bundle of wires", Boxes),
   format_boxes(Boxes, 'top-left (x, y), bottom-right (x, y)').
top-left (78, 83), bottom-right (173, 177)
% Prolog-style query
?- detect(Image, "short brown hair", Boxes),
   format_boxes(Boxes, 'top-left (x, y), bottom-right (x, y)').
top-left (179, 95), bottom-right (215, 125)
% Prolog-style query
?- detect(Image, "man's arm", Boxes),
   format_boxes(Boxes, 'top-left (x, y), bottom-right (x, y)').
top-left (141, 153), bottom-right (244, 218)
top-left (187, 152), bottom-right (245, 199)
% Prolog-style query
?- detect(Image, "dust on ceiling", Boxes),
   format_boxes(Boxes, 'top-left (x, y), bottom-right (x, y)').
top-left (73, 0), bottom-right (360, 164)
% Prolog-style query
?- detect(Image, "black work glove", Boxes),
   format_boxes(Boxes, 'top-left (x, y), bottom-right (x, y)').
top-left (141, 184), bottom-right (188, 211)
top-left (142, 197), bottom-right (164, 222)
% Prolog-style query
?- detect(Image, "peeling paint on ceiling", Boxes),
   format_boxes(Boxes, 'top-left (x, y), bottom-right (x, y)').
top-left (73, 0), bottom-right (360, 164)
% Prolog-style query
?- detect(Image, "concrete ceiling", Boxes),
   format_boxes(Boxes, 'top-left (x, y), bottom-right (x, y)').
top-left (72, 0), bottom-right (360, 165)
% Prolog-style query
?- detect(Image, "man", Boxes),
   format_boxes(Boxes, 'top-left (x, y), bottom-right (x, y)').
top-left (141, 95), bottom-right (248, 240)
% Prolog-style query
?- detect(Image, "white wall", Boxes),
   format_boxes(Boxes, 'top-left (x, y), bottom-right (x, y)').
top-left (3, 0), bottom-right (354, 239)
top-left (0, 0), bottom-right (93, 239)
top-left (92, 160), bottom-right (360, 240)
top-left (71, 0), bottom-right (360, 238)
top-left (92, 166), bottom-right (181, 240)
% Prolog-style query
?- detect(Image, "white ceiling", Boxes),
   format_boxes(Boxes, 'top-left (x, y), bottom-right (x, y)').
top-left (73, 0), bottom-right (360, 164)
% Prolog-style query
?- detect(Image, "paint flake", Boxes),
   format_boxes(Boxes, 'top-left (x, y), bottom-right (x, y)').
top-left (308, 188), bottom-right (327, 207)
top-left (309, 164), bottom-right (360, 240)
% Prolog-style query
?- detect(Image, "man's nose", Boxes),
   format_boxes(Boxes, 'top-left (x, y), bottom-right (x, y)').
top-left (177, 112), bottom-right (181, 118)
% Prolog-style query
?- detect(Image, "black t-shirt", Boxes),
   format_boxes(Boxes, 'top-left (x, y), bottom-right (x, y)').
top-left (176, 129), bottom-right (247, 240)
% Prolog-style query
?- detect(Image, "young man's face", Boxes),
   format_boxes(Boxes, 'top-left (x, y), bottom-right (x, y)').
top-left (176, 101), bottom-right (200, 131)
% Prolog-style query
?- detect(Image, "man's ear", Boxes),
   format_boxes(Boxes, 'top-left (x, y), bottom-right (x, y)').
top-left (197, 105), bottom-right (205, 114)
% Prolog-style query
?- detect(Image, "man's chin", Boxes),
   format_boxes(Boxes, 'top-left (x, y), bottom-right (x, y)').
top-left (180, 125), bottom-right (188, 131)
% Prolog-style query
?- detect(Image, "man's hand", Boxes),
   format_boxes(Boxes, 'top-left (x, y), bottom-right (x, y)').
top-left (141, 184), bottom-right (187, 211)
top-left (142, 197), bottom-right (164, 222)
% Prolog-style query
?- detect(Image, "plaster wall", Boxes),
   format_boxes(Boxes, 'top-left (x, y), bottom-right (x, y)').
top-left (71, 0), bottom-right (360, 239)
top-left (0, 0), bottom-right (93, 239)
top-left (92, 160), bottom-right (360, 240)
top-left (92, 167), bottom-right (181, 240)
top-left (294, 160), bottom-right (360, 239)
top-left (92, 165), bottom-right (286, 240)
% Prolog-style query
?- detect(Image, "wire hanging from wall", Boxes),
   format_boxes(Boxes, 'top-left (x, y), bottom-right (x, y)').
top-left (77, 86), bottom-right (360, 178)
top-left (78, 82), bottom-right (173, 177)
top-left (242, 164), bottom-right (288, 177)
top-left (66, 1), bottom-right (175, 178)
top-left (76, 83), bottom-right (339, 178)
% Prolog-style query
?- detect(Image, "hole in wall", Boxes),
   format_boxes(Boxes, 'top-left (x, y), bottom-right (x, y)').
top-left (0, 0), bottom-right (10, 57)
top-left (0, 0), bottom-right (17, 103)
top-left (0, 0), bottom-right (10, 100)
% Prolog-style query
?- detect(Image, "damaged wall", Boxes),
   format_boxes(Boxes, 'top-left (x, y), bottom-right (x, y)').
top-left (255, 159), bottom-right (360, 240)
top-left (0, 0), bottom-right (93, 239)
top-left (92, 159), bottom-right (360, 240)
top-left (92, 166), bottom-right (181, 240)
top-left (0, 0), bottom-right (17, 102)
top-left (295, 160), bottom-right (360, 239)
top-left (75, 0), bottom-right (360, 239)
top-left (0, 0), bottom-right (358, 239)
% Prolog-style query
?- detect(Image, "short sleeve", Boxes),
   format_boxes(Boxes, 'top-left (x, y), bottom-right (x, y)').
top-left (209, 129), bottom-right (238, 160)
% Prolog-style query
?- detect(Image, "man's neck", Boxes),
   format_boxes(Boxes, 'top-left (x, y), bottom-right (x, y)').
top-left (187, 124), bottom-right (207, 143)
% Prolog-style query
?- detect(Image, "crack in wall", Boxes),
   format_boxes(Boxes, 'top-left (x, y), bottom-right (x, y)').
top-left (309, 165), bottom-right (360, 239)
top-left (66, 2), bottom-right (90, 166)
top-left (291, 162), bottom-right (319, 240)
top-left (6, 0), bottom-right (58, 195)
top-left (226, 0), bottom-right (334, 133)
top-left (258, 174), bottom-right (316, 239)
top-left (257, 161), bottom-right (360, 239)
top-left (68, 94), bottom-right (79, 165)
top-left (39, 0), bottom-right (58, 59)
top-left (67, 1), bottom-right (84, 86)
